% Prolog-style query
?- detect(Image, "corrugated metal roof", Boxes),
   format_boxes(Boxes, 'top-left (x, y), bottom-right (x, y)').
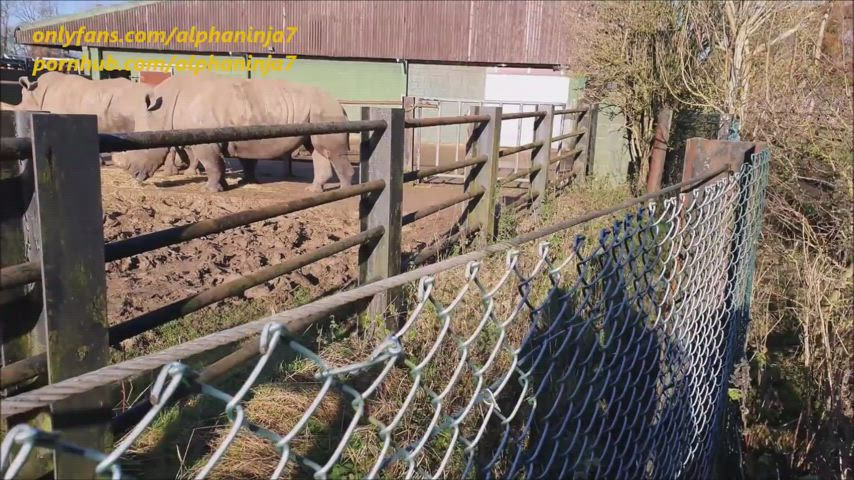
top-left (15, 0), bottom-right (582, 67)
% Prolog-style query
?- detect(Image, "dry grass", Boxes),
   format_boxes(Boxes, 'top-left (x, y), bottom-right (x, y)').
top-left (118, 178), bottom-right (632, 479)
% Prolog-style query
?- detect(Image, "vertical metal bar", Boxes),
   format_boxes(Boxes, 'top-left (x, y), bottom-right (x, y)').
top-left (0, 111), bottom-right (54, 479)
top-left (402, 96), bottom-right (416, 173)
top-left (359, 108), bottom-right (404, 325)
top-left (434, 102), bottom-right (441, 169)
top-left (455, 100), bottom-right (462, 169)
top-left (530, 104), bottom-right (554, 211)
top-left (464, 106), bottom-right (501, 243)
top-left (514, 103), bottom-right (523, 174)
top-left (414, 97), bottom-right (422, 174)
top-left (29, 113), bottom-right (112, 478)
top-left (557, 104), bottom-right (571, 152)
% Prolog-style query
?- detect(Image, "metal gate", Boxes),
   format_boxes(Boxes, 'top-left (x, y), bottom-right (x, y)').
top-left (412, 96), bottom-right (575, 182)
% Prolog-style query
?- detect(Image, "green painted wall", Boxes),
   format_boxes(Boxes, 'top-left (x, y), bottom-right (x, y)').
top-left (264, 58), bottom-right (405, 99)
top-left (264, 58), bottom-right (406, 119)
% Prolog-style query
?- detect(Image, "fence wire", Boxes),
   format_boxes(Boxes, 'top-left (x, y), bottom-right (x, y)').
top-left (1, 150), bottom-right (770, 480)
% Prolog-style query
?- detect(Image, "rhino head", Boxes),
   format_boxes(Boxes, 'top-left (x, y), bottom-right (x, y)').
top-left (16, 76), bottom-right (45, 111)
top-left (116, 92), bottom-right (170, 182)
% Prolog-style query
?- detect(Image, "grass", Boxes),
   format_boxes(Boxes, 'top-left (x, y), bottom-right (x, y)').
top-left (106, 178), bottom-right (635, 479)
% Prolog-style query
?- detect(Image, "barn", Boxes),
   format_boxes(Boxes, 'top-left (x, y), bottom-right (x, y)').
top-left (13, 1), bottom-right (589, 106)
top-left (11, 0), bottom-right (628, 180)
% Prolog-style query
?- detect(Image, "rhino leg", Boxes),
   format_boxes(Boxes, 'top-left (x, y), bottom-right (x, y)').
top-left (163, 148), bottom-right (180, 176)
top-left (181, 149), bottom-right (202, 174)
top-left (237, 159), bottom-right (259, 184)
top-left (308, 150), bottom-right (333, 193)
top-left (326, 151), bottom-right (354, 188)
top-left (311, 131), bottom-right (353, 190)
top-left (191, 144), bottom-right (228, 192)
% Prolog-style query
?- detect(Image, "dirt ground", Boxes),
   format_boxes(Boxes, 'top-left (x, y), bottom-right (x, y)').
top-left (101, 159), bottom-right (479, 327)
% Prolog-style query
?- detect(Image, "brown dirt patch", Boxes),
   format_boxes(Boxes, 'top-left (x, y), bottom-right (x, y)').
top-left (100, 163), bottom-right (466, 332)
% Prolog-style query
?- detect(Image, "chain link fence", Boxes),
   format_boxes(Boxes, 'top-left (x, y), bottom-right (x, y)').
top-left (1, 150), bottom-right (770, 479)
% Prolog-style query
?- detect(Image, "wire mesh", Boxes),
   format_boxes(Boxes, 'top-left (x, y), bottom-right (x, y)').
top-left (1, 151), bottom-right (770, 480)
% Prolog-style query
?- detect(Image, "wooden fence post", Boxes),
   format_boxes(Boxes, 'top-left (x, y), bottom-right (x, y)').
top-left (530, 104), bottom-right (554, 211)
top-left (1, 111), bottom-right (41, 373)
top-left (359, 108), bottom-right (404, 325)
top-left (29, 113), bottom-right (112, 478)
top-left (464, 106), bottom-right (501, 243)
top-left (557, 109), bottom-right (579, 175)
top-left (1, 110), bottom-right (55, 479)
top-left (572, 104), bottom-right (592, 178)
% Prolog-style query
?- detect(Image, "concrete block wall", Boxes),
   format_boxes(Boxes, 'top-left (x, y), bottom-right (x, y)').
top-left (590, 104), bottom-right (631, 184)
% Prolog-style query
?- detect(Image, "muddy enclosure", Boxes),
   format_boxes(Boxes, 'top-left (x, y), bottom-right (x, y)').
top-left (100, 160), bottom-right (473, 336)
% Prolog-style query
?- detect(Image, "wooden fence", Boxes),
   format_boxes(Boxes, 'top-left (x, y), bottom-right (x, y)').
top-left (0, 103), bottom-right (594, 477)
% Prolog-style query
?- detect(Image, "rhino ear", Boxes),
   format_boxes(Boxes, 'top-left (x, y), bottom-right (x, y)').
top-left (144, 93), bottom-right (163, 112)
top-left (19, 77), bottom-right (37, 91)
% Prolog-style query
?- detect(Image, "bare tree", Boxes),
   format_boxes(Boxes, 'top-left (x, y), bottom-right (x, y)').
top-left (0, 0), bottom-right (21, 56)
top-left (583, 3), bottom-right (852, 477)
top-left (665, 1), bottom-right (821, 139)
top-left (1, 1), bottom-right (68, 58)
top-left (13, 0), bottom-right (60, 25)
top-left (579, 1), bottom-right (685, 194)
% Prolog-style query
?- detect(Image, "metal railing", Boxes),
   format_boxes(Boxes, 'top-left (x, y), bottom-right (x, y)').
top-left (1, 146), bottom-right (771, 479)
top-left (409, 96), bottom-right (596, 183)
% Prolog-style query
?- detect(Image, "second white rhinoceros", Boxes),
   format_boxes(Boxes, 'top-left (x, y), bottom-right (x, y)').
top-left (116, 73), bottom-right (353, 193)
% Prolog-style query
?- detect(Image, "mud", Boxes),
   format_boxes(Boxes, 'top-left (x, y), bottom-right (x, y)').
top-left (100, 164), bottom-right (464, 327)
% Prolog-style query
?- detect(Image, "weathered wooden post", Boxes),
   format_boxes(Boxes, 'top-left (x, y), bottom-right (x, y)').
top-left (359, 108), bottom-right (404, 325)
top-left (463, 106), bottom-right (501, 243)
top-left (0, 111), bottom-right (41, 373)
top-left (573, 103), bottom-right (598, 179)
top-left (1, 110), bottom-right (53, 479)
top-left (530, 104), bottom-right (554, 210)
top-left (31, 113), bottom-right (113, 478)
top-left (0, 113), bottom-right (112, 477)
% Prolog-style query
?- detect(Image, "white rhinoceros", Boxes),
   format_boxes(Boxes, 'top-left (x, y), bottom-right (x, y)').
top-left (16, 72), bottom-right (149, 132)
top-left (116, 73), bottom-right (353, 193)
top-left (12, 72), bottom-right (191, 174)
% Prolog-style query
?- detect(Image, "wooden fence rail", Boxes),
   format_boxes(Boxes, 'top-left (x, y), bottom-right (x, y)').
top-left (0, 102), bottom-right (596, 478)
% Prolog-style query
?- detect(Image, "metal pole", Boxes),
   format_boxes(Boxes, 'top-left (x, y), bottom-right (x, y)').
top-left (647, 107), bottom-right (673, 192)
